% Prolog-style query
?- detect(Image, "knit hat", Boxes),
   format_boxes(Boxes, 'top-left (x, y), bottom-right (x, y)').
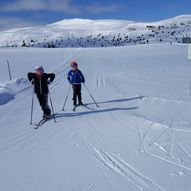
top-left (35, 66), bottom-right (44, 73)
top-left (70, 61), bottom-right (78, 68)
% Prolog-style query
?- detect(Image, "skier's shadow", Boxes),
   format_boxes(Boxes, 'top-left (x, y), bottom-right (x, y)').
top-left (97, 96), bottom-right (145, 105)
top-left (55, 96), bottom-right (144, 119)
top-left (55, 107), bottom-right (138, 118)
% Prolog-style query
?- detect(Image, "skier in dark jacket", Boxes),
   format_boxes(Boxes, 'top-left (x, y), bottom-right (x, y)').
top-left (67, 61), bottom-right (85, 106)
top-left (28, 66), bottom-right (55, 119)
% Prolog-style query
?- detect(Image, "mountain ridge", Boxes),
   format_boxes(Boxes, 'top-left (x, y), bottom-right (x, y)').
top-left (1, 14), bottom-right (191, 48)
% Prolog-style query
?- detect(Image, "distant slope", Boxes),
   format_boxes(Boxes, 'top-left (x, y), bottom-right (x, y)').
top-left (0, 15), bottom-right (191, 48)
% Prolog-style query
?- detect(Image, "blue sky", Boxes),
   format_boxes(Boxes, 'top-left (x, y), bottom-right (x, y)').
top-left (0, 0), bottom-right (190, 30)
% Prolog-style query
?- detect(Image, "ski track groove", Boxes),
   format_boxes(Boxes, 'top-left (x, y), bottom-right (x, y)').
top-left (143, 95), bottom-right (191, 105)
top-left (175, 138), bottom-right (191, 162)
top-left (85, 141), bottom-right (166, 191)
top-left (50, 48), bottom-right (82, 91)
top-left (20, 120), bottom-right (74, 152)
top-left (96, 74), bottom-right (106, 89)
top-left (0, 121), bottom-right (64, 152)
top-left (0, 129), bottom-right (33, 152)
top-left (147, 126), bottom-right (171, 148)
top-left (110, 112), bottom-right (146, 151)
top-left (168, 124), bottom-right (175, 157)
top-left (18, 126), bottom-right (62, 152)
top-left (87, 111), bottom-right (138, 151)
top-left (110, 112), bottom-right (172, 154)
top-left (133, 113), bottom-right (191, 134)
top-left (110, 112), bottom-right (139, 134)
top-left (135, 122), bottom-right (144, 148)
top-left (166, 131), bottom-right (191, 166)
top-left (87, 114), bottom-right (119, 146)
top-left (145, 151), bottom-right (191, 171)
top-left (137, 122), bottom-right (153, 151)
top-left (111, 110), bottom-right (191, 171)
top-left (134, 124), bottom-right (191, 170)
top-left (131, 129), bottom-right (191, 172)
top-left (147, 123), bottom-right (191, 168)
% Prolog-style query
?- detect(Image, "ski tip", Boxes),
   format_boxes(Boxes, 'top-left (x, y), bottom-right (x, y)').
top-left (33, 125), bottom-right (39, 129)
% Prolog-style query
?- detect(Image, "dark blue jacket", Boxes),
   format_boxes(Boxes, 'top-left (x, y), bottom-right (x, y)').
top-left (67, 69), bottom-right (85, 84)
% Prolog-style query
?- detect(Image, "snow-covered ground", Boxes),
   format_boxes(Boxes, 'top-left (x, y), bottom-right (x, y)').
top-left (0, 44), bottom-right (191, 191)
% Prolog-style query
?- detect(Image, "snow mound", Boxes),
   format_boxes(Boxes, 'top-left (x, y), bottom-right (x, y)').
top-left (0, 78), bottom-right (29, 105)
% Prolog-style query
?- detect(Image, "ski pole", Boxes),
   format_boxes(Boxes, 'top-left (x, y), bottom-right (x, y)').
top-left (49, 91), bottom-right (56, 123)
top-left (30, 87), bottom-right (34, 125)
top-left (62, 84), bottom-right (71, 111)
top-left (83, 83), bottom-right (99, 107)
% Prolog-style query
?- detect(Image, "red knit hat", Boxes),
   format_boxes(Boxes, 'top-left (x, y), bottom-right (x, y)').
top-left (71, 61), bottom-right (78, 68)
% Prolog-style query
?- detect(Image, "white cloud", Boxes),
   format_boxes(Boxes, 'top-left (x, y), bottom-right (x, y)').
top-left (0, 0), bottom-right (121, 15)
top-left (0, 1), bottom-right (122, 30)
top-left (0, 0), bottom-right (80, 14)
top-left (85, 4), bottom-right (121, 14)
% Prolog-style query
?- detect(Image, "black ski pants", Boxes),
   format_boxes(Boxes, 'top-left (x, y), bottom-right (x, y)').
top-left (72, 84), bottom-right (82, 105)
top-left (36, 93), bottom-right (51, 115)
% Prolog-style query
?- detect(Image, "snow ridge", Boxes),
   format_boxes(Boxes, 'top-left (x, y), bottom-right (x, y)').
top-left (0, 78), bottom-right (29, 105)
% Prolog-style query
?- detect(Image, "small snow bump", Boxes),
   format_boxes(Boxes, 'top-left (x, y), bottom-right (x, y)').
top-left (170, 171), bottom-right (185, 176)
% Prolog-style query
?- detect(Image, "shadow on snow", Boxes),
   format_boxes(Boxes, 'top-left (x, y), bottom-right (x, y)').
top-left (97, 96), bottom-right (145, 105)
top-left (55, 96), bottom-right (143, 119)
top-left (55, 107), bottom-right (138, 118)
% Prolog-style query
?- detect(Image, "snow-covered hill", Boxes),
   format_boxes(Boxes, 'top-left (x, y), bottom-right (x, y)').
top-left (0, 44), bottom-right (191, 190)
top-left (0, 15), bottom-right (191, 48)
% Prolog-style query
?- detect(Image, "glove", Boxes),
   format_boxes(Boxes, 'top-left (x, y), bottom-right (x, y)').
top-left (47, 80), bottom-right (51, 84)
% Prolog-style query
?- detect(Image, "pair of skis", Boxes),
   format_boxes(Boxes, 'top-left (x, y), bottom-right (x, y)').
top-left (33, 104), bottom-right (94, 129)
top-left (33, 115), bottom-right (53, 129)
top-left (73, 104), bottom-right (94, 111)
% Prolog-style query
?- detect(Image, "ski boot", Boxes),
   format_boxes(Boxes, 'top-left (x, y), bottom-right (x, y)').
top-left (42, 114), bottom-right (50, 120)
top-left (78, 101), bottom-right (84, 106)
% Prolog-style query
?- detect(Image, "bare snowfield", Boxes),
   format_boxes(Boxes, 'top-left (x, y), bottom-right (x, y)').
top-left (0, 44), bottom-right (191, 191)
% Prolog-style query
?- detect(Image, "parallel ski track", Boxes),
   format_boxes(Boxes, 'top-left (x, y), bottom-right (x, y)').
top-left (85, 141), bottom-right (167, 191)
top-left (108, 108), bottom-right (191, 172)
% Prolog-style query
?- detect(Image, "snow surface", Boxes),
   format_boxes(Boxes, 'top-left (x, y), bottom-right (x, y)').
top-left (0, 78), bottom-right (29, 105)
top-left (0, 44), bottom-right (191, 190)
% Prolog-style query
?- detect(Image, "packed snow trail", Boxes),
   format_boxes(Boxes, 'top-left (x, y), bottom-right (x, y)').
top-left (0, 45), bottom-right (191, 191)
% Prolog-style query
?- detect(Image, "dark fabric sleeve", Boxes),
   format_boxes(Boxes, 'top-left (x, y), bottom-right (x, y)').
top-left (27, 73), bottom-right (34, 82)
top-left (79, 70), bottom-right (85, 83)
top-left (47, 73), bottom-right (55, 83)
